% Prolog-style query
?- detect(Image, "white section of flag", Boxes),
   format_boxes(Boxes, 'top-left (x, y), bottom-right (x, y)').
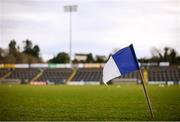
top-left (103, 56), bottom-right (121, 83)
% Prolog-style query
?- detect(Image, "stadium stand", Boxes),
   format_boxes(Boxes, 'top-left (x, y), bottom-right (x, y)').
top-left (0, 69), bottom-right (11, 78)
top-left (148, 67), bottom-right (180, 82)
top-left (36, 68), bottom-right (72, 84)
top-left (120, 71), bottom-right (138, 79)
top-left (0, 64), bottom-right (180, 85)
top-left (112, 71), bottom-right (139, 84)
top-left (71, 68), bottom-right (139, 84)
top-left (6, 68), bottom-right (39, 82)
top-left (72, 68), bottom-right (102, 82)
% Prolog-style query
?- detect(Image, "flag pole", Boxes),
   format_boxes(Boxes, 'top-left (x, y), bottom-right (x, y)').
top-left (139, 69), bottom-right (154, 118)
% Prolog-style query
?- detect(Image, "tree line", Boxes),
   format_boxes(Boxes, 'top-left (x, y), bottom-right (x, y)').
top-left (0, 39), bottom-right (42, 64)
top-left (0, 40), bottom-right (180, 64)
top-left (48, 52), bottom-right (107, 64)
top-left (0, 40), bottom-right (107, 64)
top-left (138, 47), bottom-right (180, 64)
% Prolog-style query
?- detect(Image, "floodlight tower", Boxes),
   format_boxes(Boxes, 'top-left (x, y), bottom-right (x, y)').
top-left (64, 5), bottom-right (78, 66)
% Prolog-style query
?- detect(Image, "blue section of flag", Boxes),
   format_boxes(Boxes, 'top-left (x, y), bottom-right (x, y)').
top-left (112, 44), bottom-right (140, 75)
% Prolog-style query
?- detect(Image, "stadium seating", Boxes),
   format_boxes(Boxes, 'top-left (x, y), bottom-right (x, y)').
top-left (0, 66), bottom-right (179, 84)
top-left (120, 71), bottom-right (138, 79)
top-left (72, 68), bottom-right (102, 81)
top-left (71, 68), bottom-right (139, 83)
top-left (37, 68), bottom-right (72, 84)
top-left (6, 68), bottom-right (39, 82)
top-left (148, 67), bottom-right (180, 82)
top-left (0, 69), bottom-right (11, 78)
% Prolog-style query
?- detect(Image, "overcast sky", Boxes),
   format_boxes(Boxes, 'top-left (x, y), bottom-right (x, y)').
top-left (0, 0), bottom-right (180, 61)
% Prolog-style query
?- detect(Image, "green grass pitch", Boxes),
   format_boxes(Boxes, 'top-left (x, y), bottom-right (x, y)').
top-left (0, 84), bottom-right (180, 121)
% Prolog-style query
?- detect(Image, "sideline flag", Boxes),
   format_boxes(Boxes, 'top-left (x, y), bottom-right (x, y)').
top-left (103, 44), bottom-right (139, 83)
top-left (103, 44), bottom-right (154, 118)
